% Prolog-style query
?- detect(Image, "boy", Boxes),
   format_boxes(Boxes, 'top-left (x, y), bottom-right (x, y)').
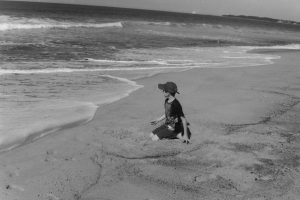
top-left (150, 81), bottom-right (191, 143)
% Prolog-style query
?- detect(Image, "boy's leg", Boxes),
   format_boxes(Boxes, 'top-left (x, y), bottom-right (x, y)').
top-left (149, 132), bottom-right (159, 141)
top-left (177, 132), bottom-right (190, 143)
top-left (176, 132), bottom-right (183, 140)
top-left (152, 135), bottom-right (159, 141)
top-left (149, 132), bottom-right (155, 139)
top-left (142, 133), bottom-right (157, 146)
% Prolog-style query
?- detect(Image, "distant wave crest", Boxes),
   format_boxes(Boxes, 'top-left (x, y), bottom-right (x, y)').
top-left (0, 66), bottom-right (191, 75)
top-left (82, 58), bottom-right (200, 66)
top-left (247, 44), bottom-right (300, 50)
top-left (145, 21), bottom-right (172, 26)
top-left (0, 15), bottom-right (122, 31)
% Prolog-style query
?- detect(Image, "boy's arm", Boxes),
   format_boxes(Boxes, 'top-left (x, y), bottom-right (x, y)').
top-left (180, 116), bottom-right (189, 141)
top-left (157, 114), bottom-right (166, 121)
top-left (150, 114), bottom-right (165, 125)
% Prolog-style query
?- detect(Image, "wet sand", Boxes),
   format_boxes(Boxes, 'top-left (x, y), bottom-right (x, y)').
top-left (1, 50), bottom-right (300, 200)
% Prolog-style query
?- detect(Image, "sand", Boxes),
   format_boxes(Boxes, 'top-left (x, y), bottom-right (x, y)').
top-left (1, 50), bottom-right (300, 200)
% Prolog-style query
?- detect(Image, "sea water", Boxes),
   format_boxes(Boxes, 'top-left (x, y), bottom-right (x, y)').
top-left (0, 2), bottom-right (299, 152)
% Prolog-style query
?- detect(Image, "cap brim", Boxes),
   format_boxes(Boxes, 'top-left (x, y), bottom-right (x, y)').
top-left (158, 83), bottom-right (180, 94)
top-left (158, 83), bottom-right (165, 91)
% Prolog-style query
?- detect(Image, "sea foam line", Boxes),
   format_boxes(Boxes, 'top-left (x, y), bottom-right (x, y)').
top-left (83, 58), bottom-right (168, 65)
top-left (83, 58), bottom-right (196, 65)
top-left (222, 55), bottom-right (281, 59)
top-left (244, 44), bottom-right (300, 50)
top-left (0, 63), bottom-right (218, 75)
top-left (0, 21), bottom-right (123, 31)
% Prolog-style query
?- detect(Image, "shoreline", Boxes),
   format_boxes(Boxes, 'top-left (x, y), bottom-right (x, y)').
top-left (0, 73), bottom-right (143, 153)
top-left (0, 44), bottom-right (295, 152)
top-left (1, 49), bottom-right (300, 200)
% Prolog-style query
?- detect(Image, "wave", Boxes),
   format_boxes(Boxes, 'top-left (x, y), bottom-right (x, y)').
top-left (0, 15), bottom-right (122, 31)
top-left (246, 44), bottom-right (300, 50)
top-left (261, 44), bottom-right (300, 50)
top-left (0, 22), bottom-right (123, 31)
top-left (3, 59), bottom-right (279, 75)
top-left (0, 101), bottom-right (99, 152)
top-left (82, 58), bottom-right (167, 65)
top-left (0, 41), bottom-right (45, 46)
top-left (0, 73), bottom-right (143, 153)
top-left (144, 21), bottom-right (172, 26)
top-left (222, 55), bottom-right (281, 59)
top-left (0, 45), bottom-right (285, 76)
top-left (82, 58), bottom-right (198, 65)
top-left (131, 21), bottom-right (172, 26)
top-left (0, 65), bottom-right (200, 75)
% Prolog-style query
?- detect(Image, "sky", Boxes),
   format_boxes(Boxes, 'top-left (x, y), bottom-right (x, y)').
top-left (7, 0), bottom-right (300, 22)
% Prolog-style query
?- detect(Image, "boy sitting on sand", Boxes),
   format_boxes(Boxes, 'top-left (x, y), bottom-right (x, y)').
top-left (150, 81), bottom-right (191, 143)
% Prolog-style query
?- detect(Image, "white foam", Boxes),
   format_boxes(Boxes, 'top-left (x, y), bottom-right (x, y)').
top-left (83, 58), bottom-right (199, 66)
top-left (0, 22), bottom-right (122, 31)
top-left (102, 74), bottom-right (142, 87)
top-left (146, 21), bottom-right (172, 26)
top-left (222, 55), bottom-right (280, 59)
top-left (0, 72), bottom-right (143, 152)
top-left (133, 21), bottom-right (172, 26)
top-left (0, 45), bottom-right (282, 76)
top-left (0, 15), bottom-right (122, 31)
top-left (260, 44), bottom-right (300, 50)
top-left (83, 58), bottom-right (167, 65)
top-left (222, 56), bottom-right (263, 59)
top-left (244, 44), bottom-right (300, 50)
top-left (0, 63), bottom-right (218, 75)
top-left (0, 101), bottom-right (98, 152)
top-left (0, 46), bottom-right (280, 75)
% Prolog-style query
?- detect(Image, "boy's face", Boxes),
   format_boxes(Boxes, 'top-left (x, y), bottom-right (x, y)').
top-left (163, 90), bottom-right (170, 98)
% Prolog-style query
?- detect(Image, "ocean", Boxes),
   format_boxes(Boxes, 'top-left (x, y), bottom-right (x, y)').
top-left (0, 1), bottom-right (300, 152)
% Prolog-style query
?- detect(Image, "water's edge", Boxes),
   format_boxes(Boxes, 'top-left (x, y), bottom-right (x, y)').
top-left (0, 76), bottom-right (143, 153)
top-left (2, 44), bottom-right (300, 153)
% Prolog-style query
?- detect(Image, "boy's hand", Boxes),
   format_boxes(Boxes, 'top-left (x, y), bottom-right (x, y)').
top-left (150, 120), bottom-right (158, 125)
top-left (182, 131), bottom-right (190, 144)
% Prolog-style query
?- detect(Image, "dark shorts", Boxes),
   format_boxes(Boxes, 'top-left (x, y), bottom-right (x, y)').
top-left (152, 124), bottom-right (191, 140)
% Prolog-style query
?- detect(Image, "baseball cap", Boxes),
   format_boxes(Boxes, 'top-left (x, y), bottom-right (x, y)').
top-left (158, 81), bottom-right (180, 94)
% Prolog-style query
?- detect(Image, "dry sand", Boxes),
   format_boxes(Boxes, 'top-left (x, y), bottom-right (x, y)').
top-left (0, 50), bottom-right (300, 200)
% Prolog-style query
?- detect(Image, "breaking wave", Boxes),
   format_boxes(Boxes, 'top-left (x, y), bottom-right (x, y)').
top-left (82, 58), bottom-right (199, 65)
top-left (246, 44), bottom-right (300, 50)
top-left (0, 15), bottom-right (122, 31)
top-left (0, 65), bottom-right (196, 75)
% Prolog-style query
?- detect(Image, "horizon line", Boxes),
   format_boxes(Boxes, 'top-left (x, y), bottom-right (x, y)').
top-left (1, 0), bottom-right (300, 23)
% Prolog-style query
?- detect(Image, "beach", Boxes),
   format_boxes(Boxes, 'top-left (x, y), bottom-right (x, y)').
top-left (1, 2), bottom-right (300, 199)
top-left (1, 49), bottom-right (299, 200)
